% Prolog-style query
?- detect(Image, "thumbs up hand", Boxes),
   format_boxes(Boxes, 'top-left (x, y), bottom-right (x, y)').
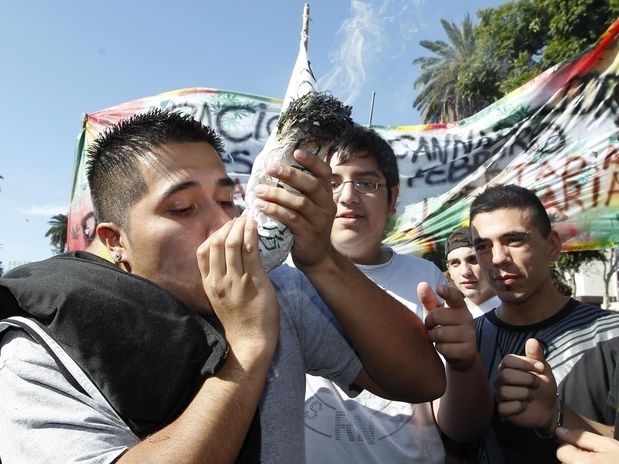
top-left (495, 338), bottom-right (559, 432)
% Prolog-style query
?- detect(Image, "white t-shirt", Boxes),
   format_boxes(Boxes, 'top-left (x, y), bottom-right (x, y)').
top-left (466, 294), bottom-right (501, 318)
top-left (304, 248), bottom-right (448, 464)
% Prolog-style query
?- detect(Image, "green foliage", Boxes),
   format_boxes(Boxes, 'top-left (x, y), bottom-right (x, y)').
top-left (45, 213), bottom-right (68, 255)
top-left (556, 249), bottom-right (607, 274)
top-left (475, 1), bottom-right (549, 93)
top-left (542, 0), bottom-right (619, 65)
top-left (412, 14), bottom-right (500, 122)
top-left (552, 250), bottom-right (607, 295)
top-left (475, 0), bottom-right (619, 93)
top-left (413, 0), bottom-right (619, 122)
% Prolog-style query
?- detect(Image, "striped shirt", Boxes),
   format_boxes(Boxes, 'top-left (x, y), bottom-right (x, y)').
top-left (473, 299), bottom-right (619, 464)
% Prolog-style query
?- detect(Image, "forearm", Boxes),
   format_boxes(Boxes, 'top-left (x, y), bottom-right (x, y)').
top-left (299, 249), bottom-right (445, 402)
top-left (562, 403), bottom-right (615, 436)
top-left (524, 396), bottom-right (615, 439)
top-left (119, 343), bottom-right (274, 464)
top-left (435, 355), bottom-right (493, 441)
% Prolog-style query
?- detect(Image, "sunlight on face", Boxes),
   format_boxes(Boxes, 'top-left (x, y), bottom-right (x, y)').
top-left (121, 142), bottom-right (237, 314)
top-left (329, 153), bottom-right (396, 265)
top-left (446, 245), bottom-right (495, 304)
top-left (471, 208), bottom-right (556, 306)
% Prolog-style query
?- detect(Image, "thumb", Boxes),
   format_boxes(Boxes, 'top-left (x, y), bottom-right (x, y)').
top-left (417, 282), bottom-right (441, 316)
top-left (525, 338), bottom-right (546, 362)
top-left (524, 338), bottom-right (548, 373)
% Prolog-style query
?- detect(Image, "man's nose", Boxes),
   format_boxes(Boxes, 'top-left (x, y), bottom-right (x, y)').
top-left (491, 243), bottom-right (511, 265)
top-left (207, 203), bottom-right (237, 236)
top-left (337, 181), bottom-right (359, 203)
top-left (462, 263), bottom-right (475, 277)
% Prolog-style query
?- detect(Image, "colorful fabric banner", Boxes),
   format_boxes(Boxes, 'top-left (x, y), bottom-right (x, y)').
top-left (381, 18), bottom-right (619, 256)
top-left (68, 18), bottom-right (619, 257)
top-left (67, 89), bottom-right (282, 257)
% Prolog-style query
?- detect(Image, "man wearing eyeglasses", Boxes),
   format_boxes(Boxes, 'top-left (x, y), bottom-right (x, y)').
top-left (303, 124), bottom-right (492, 464)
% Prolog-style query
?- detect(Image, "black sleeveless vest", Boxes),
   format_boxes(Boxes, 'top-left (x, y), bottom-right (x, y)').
top-left (0, 251), bottom-right (260, 462)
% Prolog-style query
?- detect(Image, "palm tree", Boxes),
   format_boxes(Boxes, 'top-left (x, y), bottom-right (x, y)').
top-left (412, 14), bottom-right (498, 123)
top-left (45, 213), bottom-right (68, 254)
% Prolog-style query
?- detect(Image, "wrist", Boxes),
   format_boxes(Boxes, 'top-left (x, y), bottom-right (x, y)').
top-left (535, 393), bottom-right (563, 439)
top-left (294, 245), bottom-right (339, 275)
top-left (447, 350), bottom-right (480, 373)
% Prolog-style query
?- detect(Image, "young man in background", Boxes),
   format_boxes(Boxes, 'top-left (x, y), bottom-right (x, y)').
top-left (304, 124), bottom-right (492, 464)
top-left (469, 184), bottom-right (619, 464)
top-left (445, 227), bottom-right (500, 317)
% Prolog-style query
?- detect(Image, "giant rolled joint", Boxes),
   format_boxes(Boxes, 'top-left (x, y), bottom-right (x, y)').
top-left (245, 91), bottom-right (353, 271)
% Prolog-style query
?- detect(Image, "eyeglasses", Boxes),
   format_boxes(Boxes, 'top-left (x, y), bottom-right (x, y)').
top-left (331, 180), bottom-right (384, 195)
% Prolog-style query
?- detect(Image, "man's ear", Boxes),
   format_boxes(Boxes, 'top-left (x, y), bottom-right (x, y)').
top-left (548, 229), bottom-right (562, 262)
top-left (388, 186), bottom-right (399, 216)
top-left (96, 222), bottom-right (124, 263)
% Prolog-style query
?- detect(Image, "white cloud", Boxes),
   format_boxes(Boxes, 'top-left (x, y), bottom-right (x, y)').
top-left (20, 203), bottom-right (69, 216)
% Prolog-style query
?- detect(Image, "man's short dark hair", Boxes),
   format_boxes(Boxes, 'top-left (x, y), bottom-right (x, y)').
top-left (86, 109), bottom-right (225, 230)
top-left (469, 184), bottom-right (552, 237)
top-left (330, 124), bottom-right (399, 203)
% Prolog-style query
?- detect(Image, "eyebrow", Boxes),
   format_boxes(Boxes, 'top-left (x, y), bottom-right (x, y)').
top-left (218, 177), bottom-right (236, 188)
top-left (162, 177), bottom-right (235, 199)
top-left (472, 231), bottom-right (529, 244)
top-left (332, 170), bottom-right (383, 178)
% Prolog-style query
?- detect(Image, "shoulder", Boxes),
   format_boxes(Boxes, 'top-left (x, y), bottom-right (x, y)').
top-left (563, 299), bottom-right (619, 330)
top-left (391, 252), bottom-right (443, 273)
top-left (0, 326), bottom-right (97, 403)
top-left (1, 327), bottom-right (51, 366)
top-left (268, 264), bottom-right (333, 323)
top-left (546, 302), bottom-right (619, 369)
top-left (474, 310), bottom-right (499, 332)
top-left (384, 252), bottom-right (447, 290)
top-left (476, 295), bottom-right (501, 314)
top-left (0, 329), bottom-right (77, 407)
top-left (0, 326), bottom-right (138, 463)
top-left (269, 263), bottom-right (307, 286)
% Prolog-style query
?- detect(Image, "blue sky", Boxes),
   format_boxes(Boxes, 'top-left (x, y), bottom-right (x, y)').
top-left (0, 0), bottom-right (506, 268)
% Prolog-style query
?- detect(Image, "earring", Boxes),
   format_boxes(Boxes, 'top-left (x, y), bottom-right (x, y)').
top-left (114, 252), bottom-right (122, 262)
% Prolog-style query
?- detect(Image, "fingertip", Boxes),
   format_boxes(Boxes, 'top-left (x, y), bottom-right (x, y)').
top-left (266, 163), bottom-right (283, 176)
top-left (417, 281), bottom-right (432, 297)
top-left (294, 148), bottom-right (310, 162)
